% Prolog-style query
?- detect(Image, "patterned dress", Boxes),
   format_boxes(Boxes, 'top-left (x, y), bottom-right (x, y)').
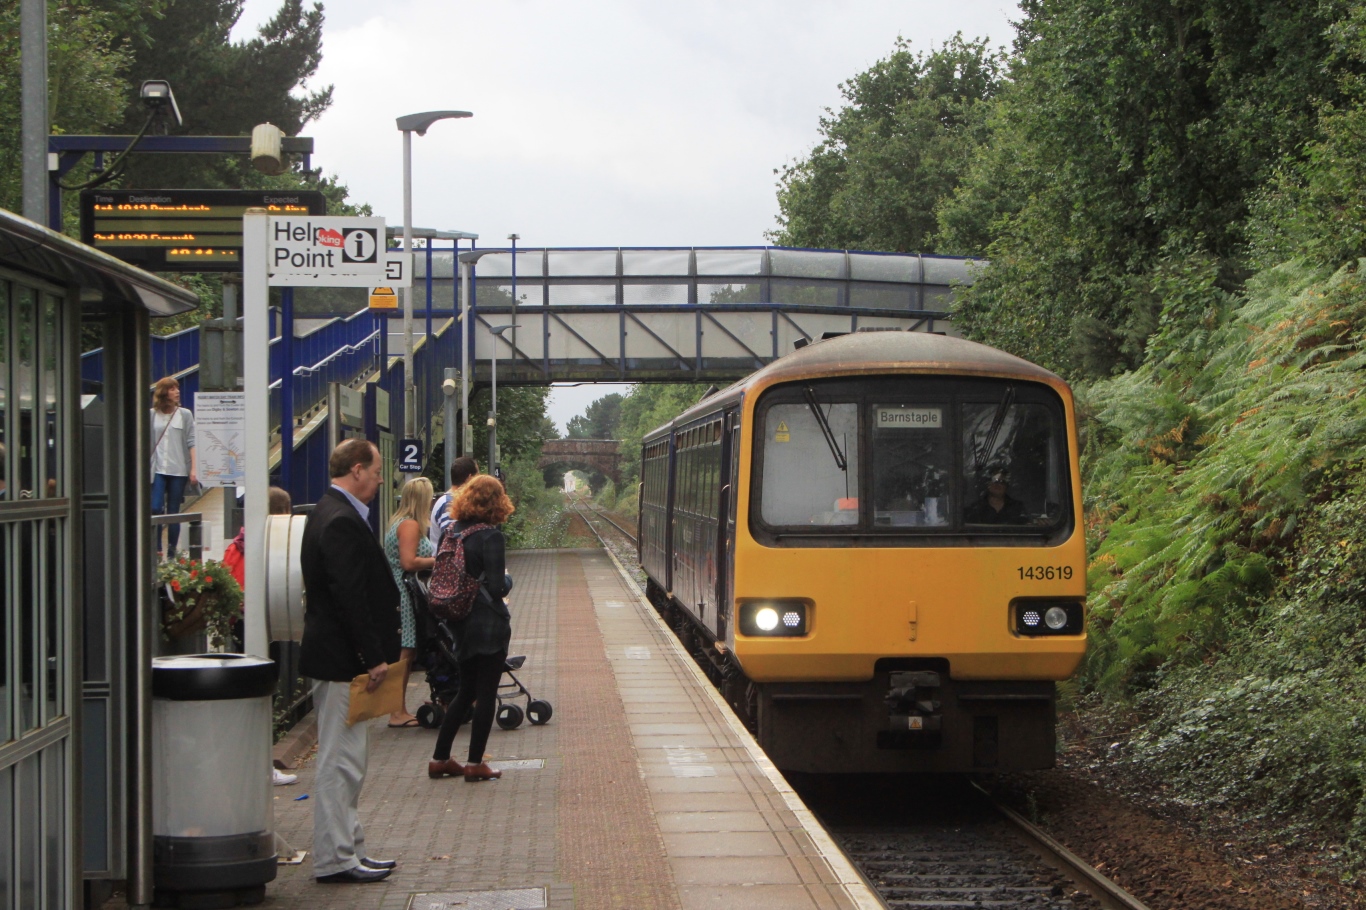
top-left (384, 519), bottom-right (435, 648)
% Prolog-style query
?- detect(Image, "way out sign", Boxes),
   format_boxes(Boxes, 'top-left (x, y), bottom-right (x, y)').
top-left (269, 216), bottom-right (384, 276)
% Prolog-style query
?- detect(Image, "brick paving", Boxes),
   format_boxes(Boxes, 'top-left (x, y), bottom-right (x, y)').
top-left (256, 547), bottom-right (879, 909)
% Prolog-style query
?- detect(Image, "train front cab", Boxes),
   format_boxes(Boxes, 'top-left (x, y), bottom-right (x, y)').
top-left (731, 369), bottom-right (1087, 774)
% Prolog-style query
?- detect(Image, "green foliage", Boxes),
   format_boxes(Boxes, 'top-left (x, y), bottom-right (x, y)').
top-left (1120, 473), bottom-right (1366, 862)
top-left (0, 0), bottom-right (143, 213)
top-left (936, 0), bottom-right (1346, 376)
top-left (1081, 261), bottom-right (1366, 693)
top-left (613, 383), bottom-right (705, 487)
top-left (113, 0), bottom-right (331, 190)
top-left (566, 392), bottom-right (624, 439)
top-left (156, 554), bottom-right (242, 649)
top-left (771, 34), bottom-right (1006, 253)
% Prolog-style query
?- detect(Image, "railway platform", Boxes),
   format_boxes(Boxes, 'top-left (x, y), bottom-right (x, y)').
top-left (264, 548), bottom-right (881, 910)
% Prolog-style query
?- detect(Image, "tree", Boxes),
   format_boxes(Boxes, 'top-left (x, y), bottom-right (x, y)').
top-left (114, 0), bottom-right (331, 190)
top-left (0, 1), bottom-right (149, 213)
top-left (770, 34), bottom-right (1007, 253)
top-left (565, 393), bottom-right (624, 439)
top-left (936, 0), bottom-right (1349, 375)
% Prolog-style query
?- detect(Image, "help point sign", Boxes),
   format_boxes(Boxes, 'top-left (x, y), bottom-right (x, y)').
top-left (268, 215), bottom-right (384, 275)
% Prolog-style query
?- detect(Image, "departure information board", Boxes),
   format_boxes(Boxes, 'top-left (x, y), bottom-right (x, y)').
top-left (79, 189), bottom-right (327, 272)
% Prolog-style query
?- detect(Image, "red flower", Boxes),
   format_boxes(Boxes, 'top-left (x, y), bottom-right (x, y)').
top-left (171, 580), bottom-right (181, 592)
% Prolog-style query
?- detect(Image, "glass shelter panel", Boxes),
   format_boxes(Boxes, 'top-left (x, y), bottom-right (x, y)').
top-left (548, 285), bottom-right (616, 307)
top-left (41, 294), bottom-right (60, 499)
top-left (758, 402), bottom-right (859, 527)
top-left (700, 283), bottom-right (760, 304)
top-left (622, 249), bottom-right (690, 276)
top-left (623, 283), bottom-right (688, 305)
top-left (548, 250), bottom-right (617, 277)
top-left (695, 249), bottom-right (762, 276)
top-left (15, 287), bottom-right (34, 497)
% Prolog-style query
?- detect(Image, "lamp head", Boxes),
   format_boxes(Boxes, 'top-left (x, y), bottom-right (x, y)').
top-left (489, 323), bottom-right (520, 337)
top-left (396, 110), bottom-right (473, 136)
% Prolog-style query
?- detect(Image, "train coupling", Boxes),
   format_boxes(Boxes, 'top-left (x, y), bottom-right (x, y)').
top-left (885, 670), bottom-right (942, 732)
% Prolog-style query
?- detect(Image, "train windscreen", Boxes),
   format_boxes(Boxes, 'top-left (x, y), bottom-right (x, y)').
top-left (754, 378), bottom-right (1070, 539)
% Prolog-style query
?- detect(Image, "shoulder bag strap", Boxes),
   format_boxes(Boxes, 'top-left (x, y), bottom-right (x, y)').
top-left (150, 407), bottom-right (177, 472)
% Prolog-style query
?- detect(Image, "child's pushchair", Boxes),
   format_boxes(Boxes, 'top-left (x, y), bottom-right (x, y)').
top-left (405, 570), bottom-right (553, 731)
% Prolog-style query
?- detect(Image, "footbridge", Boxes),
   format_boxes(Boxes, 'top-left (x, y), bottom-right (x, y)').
top-left (88, 245), bottom-right (979, 508)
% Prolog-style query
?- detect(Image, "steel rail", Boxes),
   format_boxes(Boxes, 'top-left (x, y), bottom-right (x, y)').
top-left (972, 781), bottom-right (1154, 910)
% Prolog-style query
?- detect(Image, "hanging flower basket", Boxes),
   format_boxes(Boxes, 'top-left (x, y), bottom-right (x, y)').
top-left (157, 556), bottom-right (244, 649)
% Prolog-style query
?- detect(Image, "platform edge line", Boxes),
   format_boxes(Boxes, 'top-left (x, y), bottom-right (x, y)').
top-left (595, 546), bottom-right (888, 910)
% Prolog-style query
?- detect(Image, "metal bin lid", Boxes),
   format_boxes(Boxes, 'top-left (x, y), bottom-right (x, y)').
top-left (152, 654), bottom-right (278, 701)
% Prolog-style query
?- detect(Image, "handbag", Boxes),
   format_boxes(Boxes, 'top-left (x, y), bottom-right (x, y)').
top-left (402, 569), bottom-right (432, 611)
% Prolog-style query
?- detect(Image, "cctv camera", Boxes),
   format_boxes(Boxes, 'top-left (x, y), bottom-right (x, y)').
top-left (139, 80), bottom-right (182, 129)
top-left (442, 378), bottom-right (457, 396)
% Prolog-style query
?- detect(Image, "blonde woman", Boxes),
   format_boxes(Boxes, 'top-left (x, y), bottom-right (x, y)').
top-left (383, 476), bottom-right (436, 727)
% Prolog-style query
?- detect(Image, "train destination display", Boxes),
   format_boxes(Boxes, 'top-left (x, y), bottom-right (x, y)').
top-left (79, 189), bottom-right (327, 272)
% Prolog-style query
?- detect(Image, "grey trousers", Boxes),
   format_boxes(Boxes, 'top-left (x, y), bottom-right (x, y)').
top-left (311, 679), bottom-right (370, 876)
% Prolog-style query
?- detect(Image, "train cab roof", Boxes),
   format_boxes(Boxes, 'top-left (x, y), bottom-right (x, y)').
top-left (644, 330), bottom-right (1065, 442)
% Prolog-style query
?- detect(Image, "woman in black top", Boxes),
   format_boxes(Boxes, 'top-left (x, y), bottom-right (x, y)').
top-left (428, 475), bottom-right (515, 782)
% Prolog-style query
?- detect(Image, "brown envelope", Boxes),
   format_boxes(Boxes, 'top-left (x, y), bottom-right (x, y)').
top-left (346, 658), bottom-right (408, 726)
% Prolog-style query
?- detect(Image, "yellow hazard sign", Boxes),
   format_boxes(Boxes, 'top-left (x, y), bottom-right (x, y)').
top-left (775, 420), bottom-right (790, 443)
top-left (368, 286), bottom-right (398, 309)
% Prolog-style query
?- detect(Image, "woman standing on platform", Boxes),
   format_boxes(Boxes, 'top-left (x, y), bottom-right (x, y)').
top-left (384, 476), bottom-right (436, 728)
top-left (150, 376), bottom-right (197, 559)
top-left (427, 475), bottom-right (514, 782)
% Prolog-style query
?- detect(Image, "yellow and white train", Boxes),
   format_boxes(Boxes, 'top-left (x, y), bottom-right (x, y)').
top-left (638, 330), bottom-right (1086, 773)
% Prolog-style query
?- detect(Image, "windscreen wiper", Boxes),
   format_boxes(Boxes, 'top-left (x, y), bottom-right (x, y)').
top-left (803, 386), bottom-right (847, 472)
top-left (976, 384), bottom-right (1016, 473)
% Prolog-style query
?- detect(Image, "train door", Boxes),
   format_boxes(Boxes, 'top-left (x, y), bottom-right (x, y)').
top-left (716, 408), bottom-right (740, 641)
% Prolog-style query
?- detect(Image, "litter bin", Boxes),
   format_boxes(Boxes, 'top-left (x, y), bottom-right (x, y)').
top-left (151, 654), bottom-right (279, 907)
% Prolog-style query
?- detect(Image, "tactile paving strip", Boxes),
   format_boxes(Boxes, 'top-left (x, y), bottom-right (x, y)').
top-left (407, 887), bottom-right (547, 909)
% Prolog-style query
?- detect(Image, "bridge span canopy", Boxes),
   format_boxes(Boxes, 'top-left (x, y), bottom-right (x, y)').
top-left (421, 246), bottom-right (980, 386)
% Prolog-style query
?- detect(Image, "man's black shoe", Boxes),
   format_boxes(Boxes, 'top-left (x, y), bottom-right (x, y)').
top-left (360, 857), bottom-right (397, 869)
top-left (316, 866), bottom-right (391, 884)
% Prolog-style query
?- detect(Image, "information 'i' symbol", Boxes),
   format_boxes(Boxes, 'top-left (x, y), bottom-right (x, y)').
top-left (342, 228), bottom-right (377, 264)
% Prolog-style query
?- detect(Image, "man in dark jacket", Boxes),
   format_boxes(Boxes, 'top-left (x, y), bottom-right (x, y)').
top-left (299, 438), bottom-right (401, 884)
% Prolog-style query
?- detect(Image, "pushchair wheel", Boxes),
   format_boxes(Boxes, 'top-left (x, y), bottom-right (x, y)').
top-left (527, 699), bottom-right (553, 725)
top-left (417, 703), bottom-right (443, 729)
top-left (496, 703), bottom-right (524, 730)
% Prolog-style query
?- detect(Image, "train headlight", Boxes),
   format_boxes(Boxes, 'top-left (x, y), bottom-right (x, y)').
top-left (739, 600), bottom-right (810, 637)
top-left (1012, 600), bottom-right (1084, 636)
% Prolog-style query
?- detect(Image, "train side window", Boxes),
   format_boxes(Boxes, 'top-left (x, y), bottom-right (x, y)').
top-left (758, 402), bottom-right (859, 527)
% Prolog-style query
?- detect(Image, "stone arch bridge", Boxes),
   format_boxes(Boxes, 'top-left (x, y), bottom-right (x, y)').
top-left (539, 439), bottom-right (622, 485)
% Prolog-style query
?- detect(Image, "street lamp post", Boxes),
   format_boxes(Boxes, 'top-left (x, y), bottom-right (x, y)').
top-left (396, 110), bottom-right (471, 438)
top-left (487, 323), bottom-right (519, 477)
top-left (457, 249), bottom-right (497, 459)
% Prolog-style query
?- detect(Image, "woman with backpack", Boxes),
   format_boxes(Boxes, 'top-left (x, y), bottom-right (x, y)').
top-left (427, 474), bottom-right (514, 782)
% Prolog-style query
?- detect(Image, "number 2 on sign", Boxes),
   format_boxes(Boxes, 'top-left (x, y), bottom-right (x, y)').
top-left (1017, 565), bottom-right (1073, 581)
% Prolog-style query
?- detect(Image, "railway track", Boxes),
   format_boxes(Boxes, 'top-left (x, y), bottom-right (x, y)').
top-left (568, 497), bottom-right (1152, 910)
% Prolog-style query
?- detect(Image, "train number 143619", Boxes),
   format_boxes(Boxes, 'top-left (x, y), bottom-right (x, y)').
top-left (1018, 565), bottom-right (1073, 581)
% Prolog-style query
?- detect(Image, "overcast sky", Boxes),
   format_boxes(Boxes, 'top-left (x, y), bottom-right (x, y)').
top-left (235, 0), bottom-right (1020, 431)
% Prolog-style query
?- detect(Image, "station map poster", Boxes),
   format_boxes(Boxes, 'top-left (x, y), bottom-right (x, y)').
top-left (79, 189), bottom-right (327, 272)
top-left (196, 392), bottom-right (247, 487)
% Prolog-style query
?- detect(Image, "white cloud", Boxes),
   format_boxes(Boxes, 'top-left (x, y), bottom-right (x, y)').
top-left (234, 0), bottom-right (1018, 247)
